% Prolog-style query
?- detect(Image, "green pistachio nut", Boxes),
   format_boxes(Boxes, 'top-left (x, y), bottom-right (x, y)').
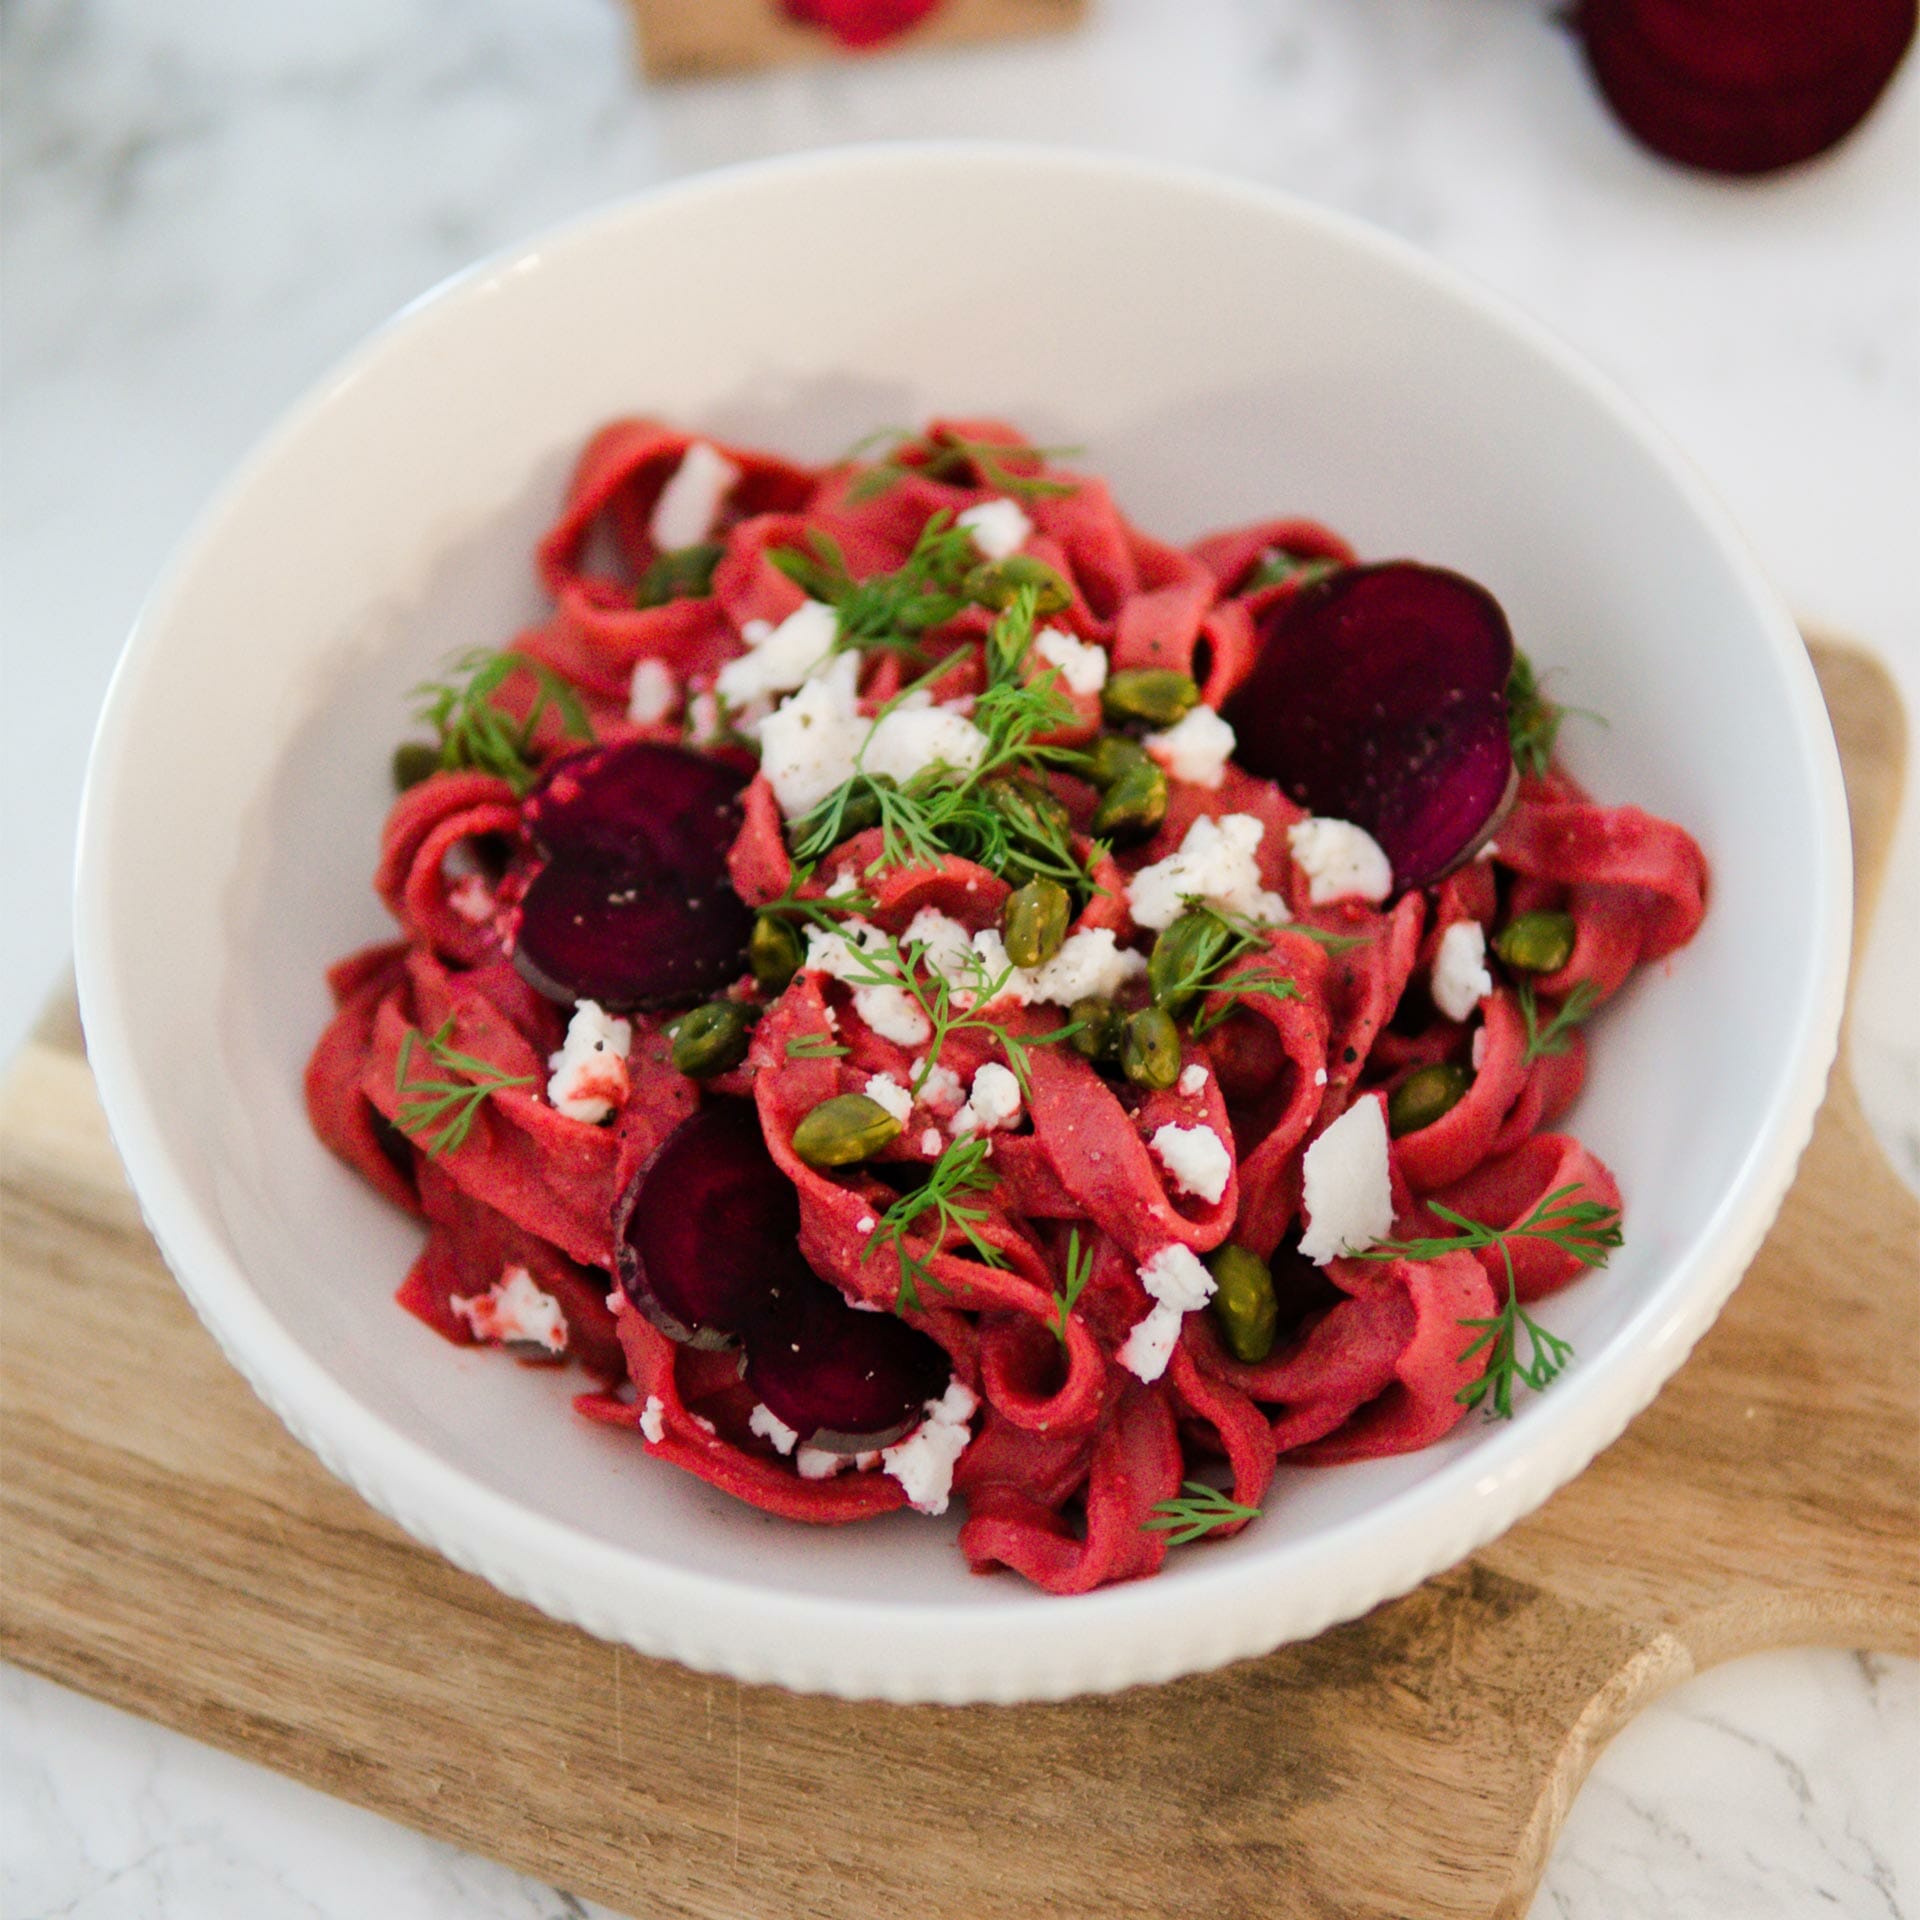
top-left (1120, 1006), bottom-right (1181, 1090)
top-left (1207, 1243), bottom-right (1280, 1364)
top-left (1068, 996), bottom-right (1123, 1063)
top-left (1004, 878), bottom-right (1071, 969)
top-left (1493, 910), bottom-right (1577, 976)
top-left (791, 1093), bottom-right (904, 1168)
top-left (635, 541), bottom-right (725, 609)
top-left (964, 553), bottom-right (1074, 615)
top-left (1148, 911), bottom-right (1221, 1019)
top-left (391, 741), bottom-right (442, 792)
top-left (748, 914), bottom-right (805, 994)
top-left (979, 775), bottom-right (1076, 875)
top-left (1387, 1062), bottom-right (1473, 1138)
top-left (671, 1001), bottom-right (756, 1080)
top-left (1090, 759), bottom-right (1169, 843)
top-left (1101, 668), bottom-right (1200, 729)
top-left (1084, 733), bottom-right (1152, 790)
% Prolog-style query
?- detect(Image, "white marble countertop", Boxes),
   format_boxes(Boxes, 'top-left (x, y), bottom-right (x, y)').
top-left (3, 1), bottom-right (1915, 1914)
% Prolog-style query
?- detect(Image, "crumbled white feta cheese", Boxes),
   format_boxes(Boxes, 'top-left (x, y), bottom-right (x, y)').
top-left (626, 656), bottom-right (678, 727)
top-left (913, 1059), bottom-right (965, 1114)
top-left (451, 1265), bottom-right (570, 1355)
top-left (797, 1445), bottom-right (882, 1480)
top-left (1298, 1098), bottom-right (1394, 1264)
top-left (862, 704), bottom-right (989, 786)
top-left (902, 908), bottom-right (976, 983)
top-left (639, 1394), bottom-right (667, 1444)
top-left (446, 871), bottom-right (495, 926)
top-left (881, 1379), bottom-right (979, 1514)
top-left (1144, 706), bottom-right (1237, 789)
top-left (1471, 1026), bottom-right (1489, 1071)
top-left (758, 652), bottom-right (863, 817)
top-left (1431, 920), bottom-right (1493, 1023)
top-left (956, 497), bottom-right (1031, 561)
top-left (1179, 1063), bottom-right (1209, 1097)
top-left (1034, 626), bottom-right (1107, 695)
top-left (855, 1215), bottom-right (876, 1235)
top-left (1150, 1122), bottom-right (1232, 1204)
top-left (546, 1000), bottom-right (633, 1122)
top-left (964, 926), bottom-right (1146, 1010)
top-left (952, 1061), bottom-right (1023, 1137)
top-left (1314, 1066), bottom-right (1329, 1086)
top-left (1118, 1244), bottom-right (1218, 1382)
top-left (804, 917), bottom-right (933, 1046)
top-left (864, 1073), bottom-right (914, 1125)
top-left (749, 1402), bottom-right (801, 1456)
top-left (649, 440), bottom-right (740, 551)
top-left (1288, 816), bottom-right (1393, 906)
top-left (715, 598), bottom-right (840, 710)
top-left (920, 1127), bottom-right (944, 1156)
top-left (1127, 814), bottom-right (1290, 931)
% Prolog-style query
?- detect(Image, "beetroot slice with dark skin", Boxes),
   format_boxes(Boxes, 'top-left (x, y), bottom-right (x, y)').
top-left (514, 851), bottom-right (753, 1011)
top-left (514, 742), bottom-right (754, 1010)
top-left (615, 1100), bottom-right (952, 1450)
top-left (744, 1285), bottom-right (951, 1455)
top-left (1224, 562), bottom-right (1517, 894)
top-left (1571, 0), bottom-right (1917, 175)
top-left (614, 1099), bottom-right (811, 1349)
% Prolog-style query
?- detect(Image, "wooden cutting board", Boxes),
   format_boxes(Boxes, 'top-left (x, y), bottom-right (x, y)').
top-left (3, 641), bottom-right (1914, 1920)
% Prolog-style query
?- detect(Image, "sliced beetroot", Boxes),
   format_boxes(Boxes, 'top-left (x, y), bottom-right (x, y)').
top-left (614, 1099), bottom-right (812, 1348)
top-left (1572, 0), bottom-right (1916, 175)
top-left (526, 741), bottom-right (748, 871)
top-left (615, 1100), bottom-right (952, 1450)
top-left (1224, 562), bottom-right (1516, 893)
top-left (514, 852), bottom-right (753, 1010)
top-left (744, 1285), bottom-right (950, 1453)
top-left (515, 742), bottom-right (753, 1009)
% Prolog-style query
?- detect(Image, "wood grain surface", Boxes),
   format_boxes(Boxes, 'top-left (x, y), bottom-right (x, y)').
top-left (2, 641), bottom-right (1913, 1920)
top-left (627, 0), bottom-right (1086, 81)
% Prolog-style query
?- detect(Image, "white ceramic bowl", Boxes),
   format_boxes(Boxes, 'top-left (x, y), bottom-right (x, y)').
top-left (75, 145), bottom-right (1850, 1703)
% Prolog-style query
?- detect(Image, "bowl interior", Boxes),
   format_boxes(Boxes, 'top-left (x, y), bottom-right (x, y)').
top-left (78, 150), bottom-right (1843, 1676)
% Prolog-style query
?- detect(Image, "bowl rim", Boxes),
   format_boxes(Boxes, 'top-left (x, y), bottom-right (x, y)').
top-left (73, 140), bottom-right (1853, 1702)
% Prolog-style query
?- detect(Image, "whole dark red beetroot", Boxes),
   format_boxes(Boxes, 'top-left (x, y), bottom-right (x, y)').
top-left (1571, 0), bottom-right (1917, 174)
top-left (1224, 562), bottom-right (1517, 895)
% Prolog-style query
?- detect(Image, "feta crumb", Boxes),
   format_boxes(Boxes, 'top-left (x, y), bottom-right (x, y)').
top-left (1144, 706), bottom-right (1237, 789)
top-left (1118, 1245), bottom-right (1218, 1381)
top-left (546, 1000), bottom-right (633, 1123)
top-left (795, 1445), bottom-right (845, 1480)
top-left (748, 1402), bottom-right (801, 1456)
top-left (451, 1265), bottom-right (569, 1355)
top-left (1150, 1122), bottom-right (1232, 1204)
top-left (952, 1060), bottom-right (1023, 1137)
top-left (902, 908), bottom-right (976, 984)
top-left (1117, 1302), bottom-right (1186, 1383)
top-left (805, 917), bottom-right (935, 1047)
top-left (626, 656), bottom-right (678, 727)
top-left (1314, 1066), bottom-right (1329, 1086)
top-left (446, 871), bottom-right (495, 926)
top-left (1127, 813), bottom-right (1290, 931)
top-left (956, 497), bottom-right (1032, 561)
top-left (862, 704), bottom-right (989, 786)
top-left (715, 597), bottom-right (840, 710)
top-left (964, 925), bottom-right (1147, 1009)
top-left (1034, 625), bottom-right (1108, 695)
top-left (915, 1060), bottom-right (964, 1113)
top-left (920, 1128), bottom-right (944, 1156)
top-left (855, 1215), bottom-right (876, 1236)
top-left (864, 1073), bottom-right (914, 1125)
top-left (639, 1394), bottom-right (667, 1444)
top-left (1288, 816), bottom-right (1393, 906)
top-left (1179, 1063), bottom-right (1209, 1097)
top-left (1431, 920), bottom-right (1493, 1023)
top-left (1298, 1098), bottom-right (1394, 1264)
top-left (758, 651), bottom-right (863, 817)
top-left (648, 440), bottom-right (740, 551)
top-left (1471, 1025), bottom-right (1489, 1071)
top-left (881, 1379), bottom-right (979, 1515)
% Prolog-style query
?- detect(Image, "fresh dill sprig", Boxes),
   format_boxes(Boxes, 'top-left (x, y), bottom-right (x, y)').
top-left (757, 862), bottom-right (879, 930)
top-left (769, 511), bottom-right (981, 657)
top-left (393, 1018), bottom-right (536, 1157)
top-left (1143, 1481), bottom-right (1262, 1546)
top-left (411, 648), bottom-right (594, 796)
top-left (1049, 1227), bottom-right (1094, 1348)
top-left (843, 427), bottom-right (1082, 505)
top-left (1244, 548), bottom-right (1339, 594)
top-left (1160, 903), bottom-right (1306, 1037)
top-left (863, 1134), bottom-right (1004, 1316)
top-left (784, 1033), bottom-right (850, 1060)
top-left (1352, 1182), bottom-right (1622, 1419)
top-left (1507, 648), bottom-right (1604, 781)
top-left (1517, 979), bottom-right (1600, 1066)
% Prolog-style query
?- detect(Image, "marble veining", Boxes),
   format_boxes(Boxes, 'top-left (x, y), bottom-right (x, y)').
top-left (2, 0), bottom-right (1915, 1913)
